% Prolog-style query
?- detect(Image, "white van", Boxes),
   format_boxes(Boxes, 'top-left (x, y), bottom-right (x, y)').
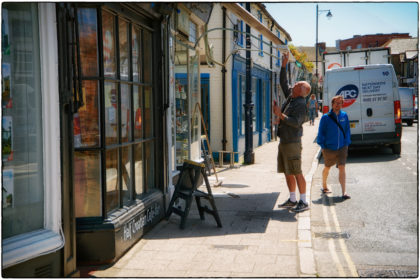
top-left (322, 64), bottom-right (402, 154)
top-left (398, 87), bottom-right (416, 126)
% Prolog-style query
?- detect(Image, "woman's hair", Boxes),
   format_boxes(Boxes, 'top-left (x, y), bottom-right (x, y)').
top-left (331, 95), bottom-right (344, 106)
top-left (310, 94), bottom-right (316, 99)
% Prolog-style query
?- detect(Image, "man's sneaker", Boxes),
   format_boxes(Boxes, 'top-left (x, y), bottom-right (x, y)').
top-left (278, 199), bottom-right (298, 208)
top-left (292, 200), bottom-right (309, 212)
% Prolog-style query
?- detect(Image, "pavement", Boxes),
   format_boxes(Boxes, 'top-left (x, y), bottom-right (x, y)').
top-left (86, 118), bottom-right (322, 277)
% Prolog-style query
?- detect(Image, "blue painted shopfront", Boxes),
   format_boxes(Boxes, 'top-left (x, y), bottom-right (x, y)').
top-left (232, 55), bottom-right (271, 162)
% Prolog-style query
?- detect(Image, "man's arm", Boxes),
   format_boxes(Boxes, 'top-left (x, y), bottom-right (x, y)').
top-left (280, 52), bottom-right (291, 98)
top-left (317, 116), bottom-right (326, 148)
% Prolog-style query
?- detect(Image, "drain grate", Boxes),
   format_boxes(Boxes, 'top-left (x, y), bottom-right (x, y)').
top-left (358, 269), bottom-right (418, 278)
top-left (314, 232), bottom-right (350, 239)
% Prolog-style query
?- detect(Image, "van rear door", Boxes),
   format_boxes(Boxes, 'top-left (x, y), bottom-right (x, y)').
top-left (359, 66), bottom-right (395, 136)
top-left (327, 68), bottom-right (363, 136)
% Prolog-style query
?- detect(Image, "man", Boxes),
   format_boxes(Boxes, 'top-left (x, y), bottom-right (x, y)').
top-left (273, 52), bottom-right (312, 213)
top-left (317, 95), bottom-right (351, 199)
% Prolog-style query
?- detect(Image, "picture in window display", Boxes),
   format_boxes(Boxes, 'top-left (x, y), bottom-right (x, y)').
top-left (175, 80), bottom-right (189, 165)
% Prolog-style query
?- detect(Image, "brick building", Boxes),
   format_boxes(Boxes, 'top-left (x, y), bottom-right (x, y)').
top-left (337, 33), bottom-right (411, 50)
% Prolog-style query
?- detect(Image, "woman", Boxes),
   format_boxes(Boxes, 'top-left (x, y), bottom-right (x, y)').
top-left (307, 94), bottom-right (318, 125)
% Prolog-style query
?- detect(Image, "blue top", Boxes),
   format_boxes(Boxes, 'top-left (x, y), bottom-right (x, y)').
top-left (317, 110), bottom-right (351, 150)
top-left (308, 99), bottom-right (317, 109)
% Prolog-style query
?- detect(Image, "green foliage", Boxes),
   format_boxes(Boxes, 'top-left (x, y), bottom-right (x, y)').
top-left (289, 44), bottom-right (314, 72)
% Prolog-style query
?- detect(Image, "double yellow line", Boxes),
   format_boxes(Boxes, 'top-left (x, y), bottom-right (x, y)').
top-left (321, 194), bottom-right (358, 277)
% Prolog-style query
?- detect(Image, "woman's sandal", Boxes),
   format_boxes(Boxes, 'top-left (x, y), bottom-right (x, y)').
top-left (321, 188), bottom-right (331, 194)
top-left (342, 194), bottom-right (351, 200)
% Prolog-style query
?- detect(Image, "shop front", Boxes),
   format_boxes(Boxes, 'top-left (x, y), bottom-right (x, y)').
top-left (68, 3), bottom-right (166, 264)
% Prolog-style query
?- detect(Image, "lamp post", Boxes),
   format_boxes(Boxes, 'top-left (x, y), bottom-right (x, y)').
top-left (315, 4), bottom-right (332, 100)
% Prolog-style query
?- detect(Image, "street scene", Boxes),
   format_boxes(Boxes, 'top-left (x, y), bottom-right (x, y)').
top-left (1, 2), bottom-right (418, 278)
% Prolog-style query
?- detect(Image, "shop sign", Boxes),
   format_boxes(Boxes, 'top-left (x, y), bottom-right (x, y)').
top-left (122, 202), bottom-right (161, 242)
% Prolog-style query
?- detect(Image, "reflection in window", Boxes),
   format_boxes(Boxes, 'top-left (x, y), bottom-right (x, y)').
top-left (78, 8), bottom-right (98, 77)
top-left (143, 30), bottom-right (152, 83)
top-left (104, 82), bottom-right (118, 145)
top-left (102, 10), bottom-right (116, 78)
top-left (74, 80), bottom-right (100, 147)
top-left (74, 151), bottom-right (101, 217)
top-left (106, 149), bottom-right (119, 213)
top-left (121, 146), bottom-right (132, 204)
top-left (144, 142), bottom-right (155, 192)
top-left (119, 19), bottom-right (129, 80)
top-left (2, 3), bottom-right (44, 238)
top-left (144, 87), bottom-right (153, 138)
top-left (134, 143), bottom-right (143, 196)
top-left (121, 84), bottom-right (131, 142)
top-left (133, 85), bottom-right (143, 139)
top-left (132, 27), bottom-right (141, 82)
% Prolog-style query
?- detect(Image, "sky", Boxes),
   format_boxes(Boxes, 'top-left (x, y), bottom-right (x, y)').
top-left (265, 2), bottom-right (418, 47)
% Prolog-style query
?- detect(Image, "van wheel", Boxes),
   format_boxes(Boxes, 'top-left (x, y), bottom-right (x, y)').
top-left (391, 143), bottom-right (401, 155)
top-left (406, 120), bottom-right (413, 126)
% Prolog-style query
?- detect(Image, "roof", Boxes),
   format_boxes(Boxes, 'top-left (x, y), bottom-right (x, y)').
top-left (406, 50), bottom-right (418, 60)
top-left (256, 3), bottom-right (292, 42)
top-left (382, 38), bottom-right (418, 55)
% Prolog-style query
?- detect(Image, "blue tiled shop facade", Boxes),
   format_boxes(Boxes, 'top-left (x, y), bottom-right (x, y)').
top-left (232, 55), bottom-right (271, 162)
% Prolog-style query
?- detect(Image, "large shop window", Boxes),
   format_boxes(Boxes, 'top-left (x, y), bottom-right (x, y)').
top-left (2, 3), bottom-right (63, 267)
top-left (74, 7), bottom-right (156, 218)
top-left (173, 41), bottom-right (201, 168)
top-left (2, 3), bottom-right (44, 239)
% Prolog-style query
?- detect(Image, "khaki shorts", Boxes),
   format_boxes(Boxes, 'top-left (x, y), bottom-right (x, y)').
top-left (322, 146), bottom-right (348, 167)
top-left (277, 142), bottom-right (302, 175)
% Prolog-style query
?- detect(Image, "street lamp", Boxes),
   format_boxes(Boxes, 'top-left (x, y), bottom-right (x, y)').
top-left (315, 4), bottom-right (332, 100)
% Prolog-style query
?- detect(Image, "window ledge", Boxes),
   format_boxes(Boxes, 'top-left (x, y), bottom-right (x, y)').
top-left (2, 229), bottom-right (64, 269)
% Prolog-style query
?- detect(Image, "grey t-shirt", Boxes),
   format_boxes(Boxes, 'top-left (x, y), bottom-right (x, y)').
top-left (277, 68), bottom-right (307, 143)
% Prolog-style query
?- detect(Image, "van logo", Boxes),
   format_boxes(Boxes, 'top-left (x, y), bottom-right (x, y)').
top-left (383, 71), bottom-right (389, 76)
top-left (336, 84), bottom-right (359, 108)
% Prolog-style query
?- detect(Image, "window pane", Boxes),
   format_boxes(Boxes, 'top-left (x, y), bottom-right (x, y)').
top-left (2, 3), bottom-right (44, 238)
top-left (133, 85), bottom-right (143, 139)
top-left (74, 151), bottom-right (101, 217)
top-left (106, 148), bottom-right (119, 213)
top-left (241, 75), bottom-right (245, 135)
top-left (102, 10), bottom-right (116, 78)
top-left (134, 143), bottom-right (143, 196)
top-left (174, 43), bottom-right (189, 166)
top-left (119, 19), bottom-right (129, 80)
top-left (144, 141), bottom-right (155, 191)
top-left (144, 87), bottom-right (153, 138)
top-left (189, 52), bottom-right (199, 143)
top-left (252, 78), bottom-right (257, 132)
top-left (104, 82), bottom-right (118, 145)
top-left (143, 30), bottom-right (152, 83)
top-left (78, 8), bottom-right (98, 77)
top-left (132, 26), bottom-right (141, 82)
top-left (121, 84), bottom-right (131, 142)
top-left (74, 80), bottom-right (100, 147)
top-left (121, 146), bottom-right (132, 205)
top-left (262, 80), bottom-right (266, 129)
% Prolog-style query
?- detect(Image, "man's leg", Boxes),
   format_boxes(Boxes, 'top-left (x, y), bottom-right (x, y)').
top-left (278, 174), bottom-right (298, 208)
top-left (322, 166), bottom-right (331, 190)
top-left (338, 165), bottom-right (347, 196)
top-left (292, 173), bottom-right (309, 212)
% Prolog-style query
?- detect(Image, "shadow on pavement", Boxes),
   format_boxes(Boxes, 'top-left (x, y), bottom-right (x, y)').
top-left (147, 192), bottom-right (298, 240)
top-left (312, 195), bottom-right (348, 206)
